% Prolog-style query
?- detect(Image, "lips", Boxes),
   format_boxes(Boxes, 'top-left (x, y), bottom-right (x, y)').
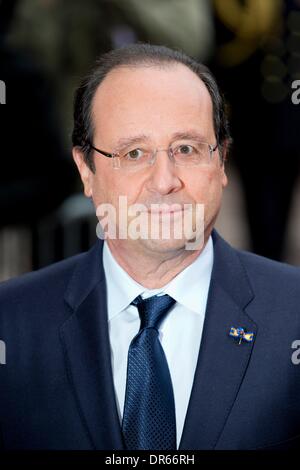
top-left (148, 204), bottom-right (183, 214)
top-left (147, 204), bottom-right (185, 214)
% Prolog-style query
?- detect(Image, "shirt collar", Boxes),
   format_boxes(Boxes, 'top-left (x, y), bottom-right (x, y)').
top-left (163, 236), bottom-right (213, 314)
top-left (103, 237), bottom-right (213, 321)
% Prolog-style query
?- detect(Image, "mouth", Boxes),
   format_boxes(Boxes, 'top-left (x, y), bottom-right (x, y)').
top-left (146, 204), bottom-right (188, 214)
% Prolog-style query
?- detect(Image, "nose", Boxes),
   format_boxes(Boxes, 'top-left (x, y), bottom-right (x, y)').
top-left (145, 149), bottom-right (183, 195)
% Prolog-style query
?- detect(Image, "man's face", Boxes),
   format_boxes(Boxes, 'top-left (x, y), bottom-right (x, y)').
top-left (73, 63), bottom-right (227, 256)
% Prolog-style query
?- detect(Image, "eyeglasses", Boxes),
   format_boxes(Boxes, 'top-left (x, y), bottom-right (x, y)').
top-left (87, 140), bottom-right (219, 171)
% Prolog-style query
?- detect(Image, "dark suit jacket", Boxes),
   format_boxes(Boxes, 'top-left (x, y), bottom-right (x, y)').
top-left (0, 230), bottom-right (300, 450)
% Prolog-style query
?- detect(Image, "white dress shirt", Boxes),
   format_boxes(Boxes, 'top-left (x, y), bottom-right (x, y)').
top-left (103, 237), bottom-right (214, 447)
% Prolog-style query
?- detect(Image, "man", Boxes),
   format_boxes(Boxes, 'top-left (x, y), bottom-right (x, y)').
top-left (0, 43), bottom-right (300, 450)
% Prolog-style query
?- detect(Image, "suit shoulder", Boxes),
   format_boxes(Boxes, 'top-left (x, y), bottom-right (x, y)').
top-left (235, 248), bottom-right (300, 300)
top-left (237, 248), bottom-right (300, 278)
top-left (213, 231), bottom-right (300, 283)
top-left (0, 252), bottom-right (86, 302)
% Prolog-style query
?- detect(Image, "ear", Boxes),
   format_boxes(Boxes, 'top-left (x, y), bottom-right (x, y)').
top-left (220, 141), bottom-right (229, 188)
top-left (221, 167), bottom-right (228, 188)
top-left (72, 146), bottom-right (93, 198)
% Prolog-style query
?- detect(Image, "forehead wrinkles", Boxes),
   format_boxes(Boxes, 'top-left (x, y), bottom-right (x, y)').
top-left (114, 130), bottom-right (210, 150)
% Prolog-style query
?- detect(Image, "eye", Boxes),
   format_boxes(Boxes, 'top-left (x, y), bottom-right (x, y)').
top-left (124, 148), bottom-right (144, 160)
top-left (177, 144), bottom-right (196, 155)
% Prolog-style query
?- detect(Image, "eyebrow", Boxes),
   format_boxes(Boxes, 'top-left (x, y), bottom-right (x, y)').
top-left (114, 130), bottom-right (210, 150)
top-left (170, 131), bottom-right (208, 142)
top-left (115, 134), bottom-right (150, 151)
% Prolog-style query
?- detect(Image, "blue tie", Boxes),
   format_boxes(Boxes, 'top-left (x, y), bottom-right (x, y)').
top-left (122, 294), bottom-right (177, 450)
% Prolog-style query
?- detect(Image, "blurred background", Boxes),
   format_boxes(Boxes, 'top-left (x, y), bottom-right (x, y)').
top-left (0, 0), bottom-right (299, 281)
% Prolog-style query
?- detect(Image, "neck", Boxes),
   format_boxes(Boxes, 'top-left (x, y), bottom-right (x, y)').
top-left (106, 237), bottom-right (209, 289)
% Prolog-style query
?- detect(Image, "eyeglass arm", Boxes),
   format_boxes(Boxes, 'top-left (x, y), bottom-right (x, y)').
top-left (89, 143), bottom-right (114, 158)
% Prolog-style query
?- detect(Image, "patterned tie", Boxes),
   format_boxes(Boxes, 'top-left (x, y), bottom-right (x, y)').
top-left (122, 294), bottom-right (177, 450)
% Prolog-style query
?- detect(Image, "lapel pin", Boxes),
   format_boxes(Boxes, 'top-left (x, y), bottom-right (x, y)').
top-left (229, 327), bottom-right (254, 345)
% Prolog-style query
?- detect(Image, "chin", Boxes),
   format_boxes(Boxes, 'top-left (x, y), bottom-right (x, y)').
top-left (137, 237), bottom-right (190, 254)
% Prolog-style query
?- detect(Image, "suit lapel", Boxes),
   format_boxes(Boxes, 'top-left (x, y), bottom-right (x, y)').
top-left (59, 232), bottom-right (257, 450)
top-left (179, 231), bottom-right (257, 450)
top-left (60, 241), bottom-right (124, 450)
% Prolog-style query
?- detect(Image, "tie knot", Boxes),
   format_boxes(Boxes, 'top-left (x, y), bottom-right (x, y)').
top-left (131, 294), bottom-right (176, 330)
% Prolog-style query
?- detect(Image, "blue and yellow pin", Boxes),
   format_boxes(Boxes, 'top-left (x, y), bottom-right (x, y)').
top-left (229, 327), bottom-right (254, 345)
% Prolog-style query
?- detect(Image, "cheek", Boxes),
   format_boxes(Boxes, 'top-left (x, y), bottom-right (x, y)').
top-left (90, 170), bottom-right (141, 209)
top-left (185, 166), bottom-right (224, 201)
top-left (90, 177), bottom-right (107, 207)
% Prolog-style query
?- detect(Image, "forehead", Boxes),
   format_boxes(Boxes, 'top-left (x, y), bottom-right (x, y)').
top-left (91, 63), bottom-right (214, 143)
